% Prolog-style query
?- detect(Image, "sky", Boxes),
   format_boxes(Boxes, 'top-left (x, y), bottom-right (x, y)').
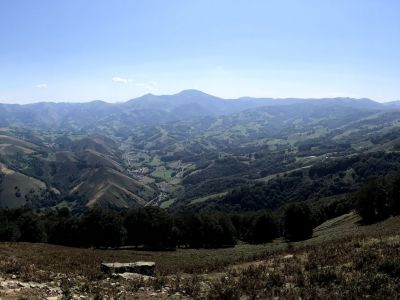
top-left (0, 0), bottom-right (400, 103)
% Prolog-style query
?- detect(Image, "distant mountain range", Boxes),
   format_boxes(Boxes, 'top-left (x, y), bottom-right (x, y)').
top-left (1, 90), bottom-right (400, 213)
top-left (0, 89), bottom-right (396, 130)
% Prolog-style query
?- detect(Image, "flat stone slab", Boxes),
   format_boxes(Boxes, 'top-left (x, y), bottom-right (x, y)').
top-left (101, 262), bottom-right (156, 276)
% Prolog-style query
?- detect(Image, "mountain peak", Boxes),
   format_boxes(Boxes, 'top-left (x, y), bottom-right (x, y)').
top-left (175, 89), bottom-right (213, 97)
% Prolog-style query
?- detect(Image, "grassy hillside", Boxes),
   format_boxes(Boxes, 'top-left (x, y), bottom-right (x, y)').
top-left (0, 212), bottom-right (399, 298)
top-left (0, 163), bottom-right (48, 208)
top-left (0, 131), bottom-right (158, 211)
top-left (1, 96), bottom-right (400, 212)
top-left (70, 167), bottom-right (157, 209)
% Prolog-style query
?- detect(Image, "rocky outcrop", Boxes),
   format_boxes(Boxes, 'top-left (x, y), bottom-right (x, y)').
top-left (101, 262), bottom-right (156, 276)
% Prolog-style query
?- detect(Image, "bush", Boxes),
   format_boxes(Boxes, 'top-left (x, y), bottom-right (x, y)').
top-left (378, 260), bottom-right (400, 278)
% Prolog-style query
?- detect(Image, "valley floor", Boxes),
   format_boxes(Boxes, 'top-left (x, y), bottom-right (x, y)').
top-left (1, 212), bottom-right (400, 299)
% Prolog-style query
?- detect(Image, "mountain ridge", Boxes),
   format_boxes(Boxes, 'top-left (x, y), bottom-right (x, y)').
top-left (0, 89), bottom-right (393, 106)
top-left (1, 90), bottom-right (400, 212)
top-left (0, 90), bottom-right (394, 130)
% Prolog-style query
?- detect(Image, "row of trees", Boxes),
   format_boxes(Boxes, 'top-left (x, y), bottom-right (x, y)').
top-left (0, 202), bottom-right (323, 249)
top-left (355, 172), bottom-right (400, 223)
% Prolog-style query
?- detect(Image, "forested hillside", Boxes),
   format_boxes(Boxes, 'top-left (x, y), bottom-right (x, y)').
top-left (1, 91), bottom-right (400, 214)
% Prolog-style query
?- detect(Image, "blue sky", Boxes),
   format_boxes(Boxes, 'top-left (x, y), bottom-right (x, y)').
top-left (0, 0), bottom-right (399, 103)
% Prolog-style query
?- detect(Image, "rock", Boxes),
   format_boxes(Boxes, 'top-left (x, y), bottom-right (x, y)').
top-left (285, 282), bottom-right (295, 289)
top-left (47, 287), bottom-right (62, 295)
top-left (162, 286), bottom-right (170, 292)
top-left (101, 262), bottom-right (155, 276)
top-left (113, 272), bottom-right (154, 281)
top-left (11, 275), bottom-right (17, 279)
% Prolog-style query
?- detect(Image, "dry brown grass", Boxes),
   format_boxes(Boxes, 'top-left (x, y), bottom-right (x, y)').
top-left (185, 234), bottom-right (400, 299)
top-left (0, 241), bottom-right (288, 282)
top-left (0, 212), bottom-right (399, 299)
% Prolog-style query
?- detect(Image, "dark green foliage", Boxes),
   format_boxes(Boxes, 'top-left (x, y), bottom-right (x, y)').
top-left (246, 212), bottom-right (278, 244)
top-left (0, 211), bottom-right (21, 241)
top-left (201, 214), bottom-right (237, 248)
top-left (355, 179), bottom-right (389, 223)
top-left (124, 207), bottom-right (174, 249)
top-left (378, 260), bottom-right (400, 278)
top-left (183, 157), bottom-right (249, 185)
top-left (0, 198), bottom-right (353, 248)
top-left (388, 172), bottom-right (400, 215)
top-left (284, 203), bottom-right (314, 241)
top-left (190, 152), bottom-right (400, 212)
top-left (48, 216), bottom-right (82, 246)
top-left (58, 207), bottom-right (70, 218)
top-left (81, 208), bottom-right (126, 248)
top-left (17, 211), bottom-right (47, 243)
top-left (0, 207), bottom-right (239, 249)
top-left (354, 170), bottom-right (400, 223)
top-left (175, 214), bottom-right (204, 248)
top-left (174, 213), bottom-right (237, 248)
top-left (5, 163), bottom-right (400, 250)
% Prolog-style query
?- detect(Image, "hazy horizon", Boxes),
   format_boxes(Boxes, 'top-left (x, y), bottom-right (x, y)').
top-left (1, 0), bottom-right (400, 103)
top-left (0, 89), bottom-right (398, 105)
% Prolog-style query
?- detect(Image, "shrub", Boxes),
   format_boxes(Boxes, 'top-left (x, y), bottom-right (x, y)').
top-left (378, 260), bottom-right (400, 278)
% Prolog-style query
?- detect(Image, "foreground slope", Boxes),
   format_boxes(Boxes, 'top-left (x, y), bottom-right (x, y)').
top-left (0, 212), bottom-right (399, 299)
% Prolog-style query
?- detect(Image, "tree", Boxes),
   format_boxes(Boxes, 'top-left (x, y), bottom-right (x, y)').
top-left (284, 203), bottom-right (314, 241)
top-left (124, 208), bottom-right (149, 247)
top-left (178, 214), bottom-right (204, 248)
top-left (248, 211), bottom-right (278, 244)
top-left (47, 217), bottom-right (83, 246)
top-left (17, 212), bottom-right (47, 243)
top-left (201, 214), bottom-right (236, 248)
top-left (217, 214), bottom-right (237, 246)
top-left (0, 210), bottom-right (21, 241)
top-left (355, 179), bottom-right (389, 223)
top-left (124, 207), bottom-right (174, 249)
top-left (202, 215), bottom-right (224, 248)
top-left (388, 173), bottom-right (400, 215)
top-left (81, 208), bottom-right (126, 248)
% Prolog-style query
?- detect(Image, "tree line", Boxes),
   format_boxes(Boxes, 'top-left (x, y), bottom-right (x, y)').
top-left (0, 195), bottom-right (354, 250)
top-left (354, 171), bottom-right (400, 223)
top-left (1, 164), bottom-right (396, 249)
